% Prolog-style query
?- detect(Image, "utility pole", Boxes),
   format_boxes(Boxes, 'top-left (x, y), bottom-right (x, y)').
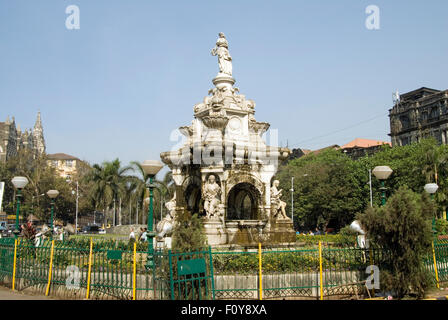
top-left (113, 198), bottom-right (116, 226)
top-left (290, 176), bottom-right (294, 228)
top-left (75, 181), bottom-right (79, 233)
top-left (119, 198), bottom-right (122, 225)
top-left (370, 170), bottom-right (373, 207)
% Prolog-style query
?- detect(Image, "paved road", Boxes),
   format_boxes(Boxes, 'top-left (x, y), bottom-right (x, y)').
top-left (0, 286), bottom-right (57, 300)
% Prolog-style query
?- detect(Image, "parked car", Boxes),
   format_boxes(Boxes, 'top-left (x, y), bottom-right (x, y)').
top-left (81, 225), bottom-right (100, 234)
top-left (0, 221), bottom-right (7, 237)
top-left (2, 224), bottom-right (21, 237)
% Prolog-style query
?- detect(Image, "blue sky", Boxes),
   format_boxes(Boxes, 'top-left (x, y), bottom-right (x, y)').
top-left (1, 0), bottom-right (447, 167)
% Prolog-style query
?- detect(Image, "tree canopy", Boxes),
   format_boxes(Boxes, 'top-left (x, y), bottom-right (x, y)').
top-left (276, 138), bottom-right (448, 231)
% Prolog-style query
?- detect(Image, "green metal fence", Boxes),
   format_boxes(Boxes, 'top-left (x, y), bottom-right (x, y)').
top-left (0, 238), bottom-right (155, 299)
top-left (432, 239), bottom-right (448, 284)
top-left (153, 248), bottom-right (215, 300)
top-left (211, 245), bottom-right (390, 300)
top-left (0, 238), bottom-right (15, 285)
top-left (212, 250), bottom-right (259, 299)
top-left (0, 237), bottom-right (446, 300)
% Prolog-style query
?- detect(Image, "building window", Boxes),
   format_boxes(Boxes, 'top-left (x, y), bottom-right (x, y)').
top-left (401, 137), bottom-right (410, 146)
top-left (400, 116), bottom-right (410, 129)
top-left (435, 131), bottom-right (442, 144)
top-left (66, 160), bottom-right (74, 167)
top-left (430, 107), bottom-right (439, 119)
top-left (51, 160), bottom-right (58, 167)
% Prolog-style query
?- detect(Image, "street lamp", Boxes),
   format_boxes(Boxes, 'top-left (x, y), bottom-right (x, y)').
top-left (11, 176), bottom-right (29, 238)
top-left (424, 183), bottom-right (439, 233)
top-left (424, 183), bottom-right (439, 198)
top-left (141, 160), bottom-right (164, 268)
top-left (372, 166), bottom-right (393, 206)
top-left (47, 190), bottom-right (59, 235)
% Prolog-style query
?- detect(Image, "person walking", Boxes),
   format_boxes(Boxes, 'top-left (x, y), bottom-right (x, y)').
top-left (129, 228), bottom-right (136, 247)
top-left (139, 228), bottom-right (148, 242)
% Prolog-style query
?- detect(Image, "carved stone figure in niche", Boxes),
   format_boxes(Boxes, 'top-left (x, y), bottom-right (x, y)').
top-left (156, 192), bottom-right (176, 239)
top-left (270, 180), bottom-right (288, 220)
top-left (202, 174), bottom-right (222, 219)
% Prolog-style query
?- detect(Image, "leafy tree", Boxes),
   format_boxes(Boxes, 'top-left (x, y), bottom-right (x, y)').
top-left (129, 162), bottom-right (174, 224)
top-left (0, 149), bottom-right (90, 224)
top-left (358, 186), bottom-right (435, 299)
top-left (171, 209), bottom-right (208, 252)
top-left (357, 138), bottom-right (448, 216)
top-left (276, 149), bottom-right (367, 231)
top-left (86, 159), bottom-right (133, 225)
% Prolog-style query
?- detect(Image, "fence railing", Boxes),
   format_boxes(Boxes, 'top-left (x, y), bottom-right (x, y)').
top-left (211, 244), bottom-right (391, 300)
top-left (0, 238), bottom-right (154, 299)
top-left (0, 237), bottom-right (446, 300)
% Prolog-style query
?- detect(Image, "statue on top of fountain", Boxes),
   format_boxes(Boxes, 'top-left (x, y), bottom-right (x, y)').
top-left (270, 180), bottom-right (289, 220)
top-left (211, 32), bottom-right (232, 76)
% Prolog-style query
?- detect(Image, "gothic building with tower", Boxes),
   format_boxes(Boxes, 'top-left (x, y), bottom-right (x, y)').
top-left (0, 112), bottom-right (46, 162)
top-left (389, 87), bottom-right (448, 146)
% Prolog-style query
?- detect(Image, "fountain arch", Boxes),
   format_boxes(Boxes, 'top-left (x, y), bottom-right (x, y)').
top-left (227, 182), bottom-right (262, 220)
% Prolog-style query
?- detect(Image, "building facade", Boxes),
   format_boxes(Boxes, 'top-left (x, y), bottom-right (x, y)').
top-left (47, 153), bottom-right (81, 180)
top-left (341, 138), bottom-right (391, 160)
top-left (389, 87), bottom-right (448, 146)
top-left (0, 112), bottom-right (46, 162)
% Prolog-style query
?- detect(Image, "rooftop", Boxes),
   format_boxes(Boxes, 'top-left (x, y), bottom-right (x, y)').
top-left (47, 153), bottom-right (80, 161)
top-left (400, 87), bottom-right (441, 102)
top-left (341, 138), bottom-right (391, 149)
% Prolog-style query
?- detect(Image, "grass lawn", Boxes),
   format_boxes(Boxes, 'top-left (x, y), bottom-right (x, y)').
top-left (70, 233), bottom-right (128, 240)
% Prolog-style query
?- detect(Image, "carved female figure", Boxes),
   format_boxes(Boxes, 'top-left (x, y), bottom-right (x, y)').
top-left (211, 33), bottom-right (233, 76)
top-left (203, 174), bottom-right (222, 218)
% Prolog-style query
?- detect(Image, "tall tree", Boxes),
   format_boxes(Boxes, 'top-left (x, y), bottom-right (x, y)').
top-left (86, 159), bottom-right (133, 225)
top-left (358, 186), bottom-right (435, 299)
top-left (129, 162), bottom-right (174, 224)
top-left (276, 149), bottom-right (366, 231)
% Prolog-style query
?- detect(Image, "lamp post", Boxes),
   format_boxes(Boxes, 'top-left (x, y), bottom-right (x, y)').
top-left (47, 190), bottom-right (59, 236)
top-left (424, 183), bottom-right (438, 200)
top-left (66, 178), bottom-right (79, 234)
top-left (372, 166), bottom-right (393, 206)
top-left (11, 176), bottom-right (29, 238)
top-left (32, 193), bottom-right (45, 214)
top-left (141, 160), bottom-right (164, 269)
top-left (424, 183), bottom-right (439, 233)
top-left (290, 177), bottom-right (294, 229)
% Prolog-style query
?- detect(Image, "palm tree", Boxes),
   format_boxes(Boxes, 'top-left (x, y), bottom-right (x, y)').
top-left (86, 159), bottom-right (133, 226)
top-left (129, 162), bottom-right (174, 224)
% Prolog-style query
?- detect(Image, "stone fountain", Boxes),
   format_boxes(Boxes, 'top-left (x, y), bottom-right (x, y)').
top-left (159, 33), bottom-right (295, 248)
